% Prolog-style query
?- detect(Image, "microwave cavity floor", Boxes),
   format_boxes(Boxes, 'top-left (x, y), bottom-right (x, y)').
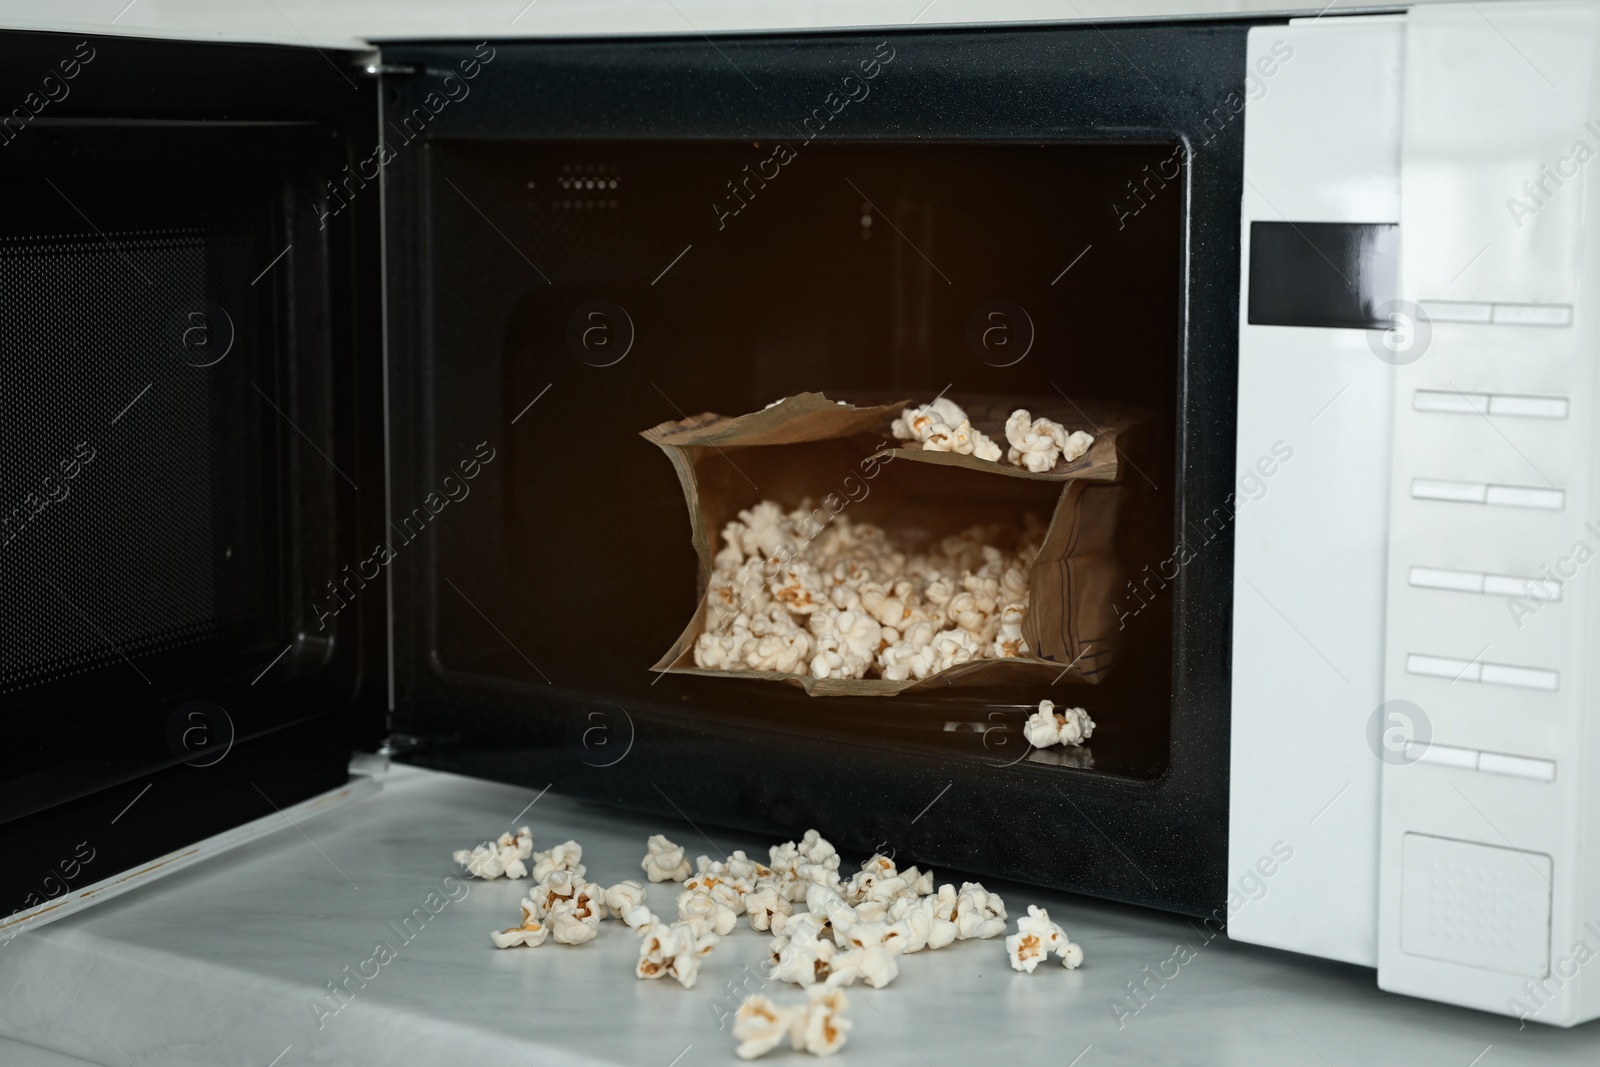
top-left (0, 763), bottom-right (1596, 1066)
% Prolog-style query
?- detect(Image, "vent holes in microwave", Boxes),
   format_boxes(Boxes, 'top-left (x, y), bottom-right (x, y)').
top-left (551, 163), bottom-right (621, 209)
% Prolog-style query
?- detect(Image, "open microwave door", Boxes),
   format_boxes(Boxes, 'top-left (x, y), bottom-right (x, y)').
top-left (0, 29), bottom-right (387, 931)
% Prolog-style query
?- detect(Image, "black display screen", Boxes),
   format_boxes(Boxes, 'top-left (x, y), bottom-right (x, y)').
top-left (1248, 220), bottom-right (1398, 329)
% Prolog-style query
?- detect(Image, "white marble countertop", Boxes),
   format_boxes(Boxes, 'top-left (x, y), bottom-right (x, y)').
top-left (2, 762), bottom-right (1597, 1066)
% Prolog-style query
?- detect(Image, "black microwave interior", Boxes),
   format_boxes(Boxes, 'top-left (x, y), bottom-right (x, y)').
top-left (416, 138), bottom-right (1181, 779)
top-left (384, 25), bottom-right (1249, 917)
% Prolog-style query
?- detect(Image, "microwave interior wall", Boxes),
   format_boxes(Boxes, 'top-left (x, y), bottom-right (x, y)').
top-left (385, 26), bottom-right (1249, 916)
top-left (0, 33), bottom-right (386, 919)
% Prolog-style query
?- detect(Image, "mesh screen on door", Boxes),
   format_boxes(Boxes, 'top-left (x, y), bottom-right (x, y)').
top-left (0, 228), bottom-right (273, 694)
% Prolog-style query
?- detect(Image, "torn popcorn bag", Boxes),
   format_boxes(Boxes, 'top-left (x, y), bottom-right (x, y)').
top-left (641, 392), bottom-right (1143, 695)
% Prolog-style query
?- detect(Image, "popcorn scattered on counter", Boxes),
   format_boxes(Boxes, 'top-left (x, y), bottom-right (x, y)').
top-left (604, 880), bottom-right (646, 919)
top-left (528, 869), bottom-right (580, 913)
top-left (637, 918), bottom-right (720, 988)
top-left (795, 830), bottom-right (841, 879)
top-left (547, 897), bottom-right (602, 945)
top-left (572, 879), bottom-right (605, 913)
top-left (767, 842), bottom-right (807, 900)
top-left (1005, 904), bottom-right (1084, 972)
top-left (884, 905), bottom-right (933, 954)
top-left (678, 886), bottom-right (740, 936)
top-left (489, 899), bottom-right (549, 949)
top-left (773, 928), bottom-right (854, 988)
top-left (803, 882), bottom-right (853, 937)
top-left (496, 827), bottom-right (535, 877)
top-left (917, 885), bottom-right (961, 950)
top-left (733, 987), bottom-right (853, 1059)
top-left (1006, 904), bottom-right (1063, 972)
top-left (696, 502), bottom-right (1044, 682)
top-left (795, 987), bottom-right (851, 1055)
top-left (451, 825), bottom-right (534, 880)
top-left (642, 834), bottom-right (693, 883)
top-left (472, 818), bottom-right (1080, 1060)
top-left (491, 873), bottom-right (603, 949)
top-left (733, 994), bottom-right (798, 1060)
top-left (685, 855), bottom-right (753, 915)
top-left (745, 883), bottom-right (793, 931)
top-left (725, 850), bottom-right (773, 889)
top-left (530, 839), bottom-right (585, 883)
top-left (761, 868), bottom-right (1013, 990)
top-left (453, 842), bottom-right (508, 880)
top-left (517, 876), bottom-right (605, 946)
top-left (838, 921), bottom-right (903, 988)
top-left (770, 909), bottom-right (829, 951)
top-left (952, 881), bottom-right (1009, 941)
top-left (842, 853), bottom-right (925, 909)
top-left (771, 830), bottom-right (844, 900)
top-left (1023, 700), bottom-right (1096, 750)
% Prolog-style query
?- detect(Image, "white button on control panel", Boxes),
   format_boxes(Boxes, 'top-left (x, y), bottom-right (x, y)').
top-left (1404, 741), bottom-right (1478, 769)
top-left (1488, 395), bottom-right (1569, 419)
top-left (1407, 654), bottom-right (1559, 691)
top-left (1406, 653), bottom-right (1479, 681)
top-left (1480, 573), bottom-right (1561, 600)
top-left (1484, 485), bottom-right (1565, 510)
top-left (1412, 479), bottom-right (1564, 510)
top-left (1416, 300), bottom-right (1574, 326)
top-left (1478, 752), bottom-right (1557, 781)
top-left (1413, 390), bottom-right (1568, 419)
top-left (1480, 663), bottom-right (1560, 691)
top-left (1419, 300), bottom-right (1493, 323)
top-left (1407, 566), bottom-right (1562, 601)
top-left (1414, 390), bottom-right (1489, 414)
top-left (1491, 303), bottom-right (1574, 326)
top-left (1408, 566), bottom-right (1484, 592)
top-left (1401, 742), bottom-right (1556, 781)
top-left (1412, 479), bottom-right (1487, 503)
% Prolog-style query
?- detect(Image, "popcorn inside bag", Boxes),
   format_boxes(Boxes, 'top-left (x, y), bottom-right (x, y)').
top-left (641, 393), bottom-right (1142, 695)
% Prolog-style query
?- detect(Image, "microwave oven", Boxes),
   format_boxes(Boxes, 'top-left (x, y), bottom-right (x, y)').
top-left (1, 0), bottom-right (1594, 1028)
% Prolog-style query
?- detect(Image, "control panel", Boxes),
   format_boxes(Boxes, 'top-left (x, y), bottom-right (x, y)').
top-left (1377, 0), bottom-right (1600, 1027)
top-left (1232, 2), bottom-right (1600, 1025)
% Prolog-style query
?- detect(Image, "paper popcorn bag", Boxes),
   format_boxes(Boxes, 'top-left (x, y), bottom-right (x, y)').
top-left (641, 392), bottom-right (1144, 696)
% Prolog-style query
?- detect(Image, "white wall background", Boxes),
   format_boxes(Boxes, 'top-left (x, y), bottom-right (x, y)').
top-left (0, 0), bottom-right (1419, 48)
